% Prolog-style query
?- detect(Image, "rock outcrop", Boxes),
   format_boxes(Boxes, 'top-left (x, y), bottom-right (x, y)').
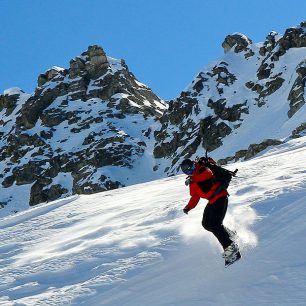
top-left (218, 139), bottom-right (284, 165)
top-left (288, 60), bottom-right (306, 118)
top-left (222, 33), bottom-right (254, 58)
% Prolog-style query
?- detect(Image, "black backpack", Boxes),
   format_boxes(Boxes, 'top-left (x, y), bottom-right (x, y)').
top-left (197, 156), bottom-right (238, 189)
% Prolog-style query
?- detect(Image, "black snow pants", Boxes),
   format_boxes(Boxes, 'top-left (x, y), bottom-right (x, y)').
top-left (202, 196), bottom-right (232, 250)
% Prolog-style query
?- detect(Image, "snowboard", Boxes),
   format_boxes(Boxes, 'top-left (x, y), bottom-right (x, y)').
top-left (225, 251), bottom-right (241, 268)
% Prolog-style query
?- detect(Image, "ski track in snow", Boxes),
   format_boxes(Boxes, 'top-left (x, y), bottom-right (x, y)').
top-left (0, 137), bottom-right (305, 305)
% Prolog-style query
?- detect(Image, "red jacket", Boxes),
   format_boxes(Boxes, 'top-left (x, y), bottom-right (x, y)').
top-left (184, 162), bottom-right (228, 212)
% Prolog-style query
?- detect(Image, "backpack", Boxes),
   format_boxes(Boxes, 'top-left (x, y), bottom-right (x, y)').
top-left (197, 156), bottom-right (238, 189)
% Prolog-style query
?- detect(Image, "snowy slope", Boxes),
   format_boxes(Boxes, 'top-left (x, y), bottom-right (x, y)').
top-left (153, 25), bottom-right (306, 174)
top-left (211, 47), bottom-right (306, 158)
top-left (0, 136), bottom-right (305, 306)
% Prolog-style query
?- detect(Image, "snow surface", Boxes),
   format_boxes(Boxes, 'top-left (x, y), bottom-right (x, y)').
top-left (2, 88), bottom-right (24, 96)
top-left (0, 136), bottom-right (305, 306)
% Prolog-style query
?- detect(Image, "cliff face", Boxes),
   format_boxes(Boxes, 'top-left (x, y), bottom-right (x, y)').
top-left (1, 22), bottom-right (306, 216)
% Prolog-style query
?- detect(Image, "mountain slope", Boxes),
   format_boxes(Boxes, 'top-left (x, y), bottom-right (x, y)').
top-left (154, 22), bottom-right (306, 173)
top-left (1, 22), bottom-right (306, 216)
top-left (0, 46), bottom-right (166, 215)
top-left (0, 136), bottom-right (305, 305)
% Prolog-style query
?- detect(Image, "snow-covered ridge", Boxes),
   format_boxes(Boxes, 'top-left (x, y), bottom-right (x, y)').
top-left (1, 22), bottom-right (306, 216)
top-left (0, 136), bottom-right (305, 305)
top-left (0, 45), bottom-right (167, 216)
top-left (2, 87), bottom-right (24, 96)
top-left (153, 21), bottom-right (306, 174)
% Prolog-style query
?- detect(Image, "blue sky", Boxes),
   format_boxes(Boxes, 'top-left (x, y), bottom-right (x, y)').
top-left (1, 0), bottom-right (306, 100)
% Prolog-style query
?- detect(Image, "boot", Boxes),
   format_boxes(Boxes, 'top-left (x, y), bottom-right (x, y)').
top-left (222, 242), bottom-right (239, 259)
top-left (225, 251), bottom-right (241, 267)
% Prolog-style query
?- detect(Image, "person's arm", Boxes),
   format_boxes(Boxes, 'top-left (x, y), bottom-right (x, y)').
top-left (183, 195), bottom-right (200, 214)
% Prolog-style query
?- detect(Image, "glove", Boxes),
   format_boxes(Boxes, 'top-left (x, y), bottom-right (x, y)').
top-left (183, 206), bottom-right (189, 215)
top-left (185, 176), bottom-right (191, 186)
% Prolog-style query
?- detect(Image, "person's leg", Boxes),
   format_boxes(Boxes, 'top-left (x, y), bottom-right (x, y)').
top-left (202, 197), bottom-right (232, 250)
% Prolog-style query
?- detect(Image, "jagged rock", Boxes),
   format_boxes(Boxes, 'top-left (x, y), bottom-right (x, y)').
top-left (218, 156), bottom-right (235, 165)
top-left (85, 45), bottom-right (109, 79)
top-left (154, 59), bottom-right (249, 171)
top-left (277, 26), bottom-right (306, 56)
top-left (69, 45), bottom-right (109, 80)
top-left (41, 108), bottom-right (70, 127)
top-left (291, 122), bottom-right (306, 138)
top-left (38, 67), bottom-right (66, 87)
top-left (73, 177), bottom-right (123, 195)
top-left (14, 163), bottom-right (43, 185)
top-left (245, 81), bottom-right (264, 94)
top-left (257, 63), bottom-right (272, 80)
top-left (212, 64), bottom-right (237, 86)
top-left (260, 77), bottom-right (285, 97)
top-left (222, 33), bottom-right (253, 54)
top-left (154, 131), bottom-right (182, 159)
top-left (2, 175), bottom-right (15, 188)
top-left (16, 83), bottom-right (68, 129)
top-left (0, 89), bottom-right (23, 116)
top-left (0, 201), bottom-right (7, 209)
top-left (200, 117), bottom-right (232, 152)
top-left (207, 99), bottom-right (248, 121)
top-left (154, 24), bottom-right (305, 174)
top-left (30, 181), bottom-right (67, 206)
top-left (244, 139), bottom-right (284, 160)
top-left (69, 57), bottom-right (86, 79)
top-left (235, 149), bottom-right (249, 160)
top-left (218, 140), bottom-right (283, 164)
top-left (259, 31), bottom-right (279, 56)
top-left (288, 60), bottom-right (306, 118)
top-left (153, 96), bottom-right (199, 162)
top-left (260, 23), bottom-right (306, 62)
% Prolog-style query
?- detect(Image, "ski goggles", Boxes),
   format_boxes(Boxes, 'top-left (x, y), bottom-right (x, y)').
top-left (182, 163), bottom-right (195, 175)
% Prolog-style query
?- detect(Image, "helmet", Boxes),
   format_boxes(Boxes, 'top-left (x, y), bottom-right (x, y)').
top-left (180, 159), bottom-right (195, 175)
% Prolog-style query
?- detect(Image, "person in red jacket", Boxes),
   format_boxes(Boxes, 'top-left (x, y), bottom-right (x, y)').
top-left (181, 158), bottom-right (240, 265)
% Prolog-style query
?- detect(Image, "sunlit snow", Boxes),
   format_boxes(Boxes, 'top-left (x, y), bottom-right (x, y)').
top-left (0, 136), bottom-right (305, 305)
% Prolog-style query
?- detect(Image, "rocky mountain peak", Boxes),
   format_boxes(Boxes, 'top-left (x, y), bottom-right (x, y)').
top-left (0, 46), bottom-right (166, 211)
top-left (16, 45), bottom-right (165, 131)
top-left (69, 45), bottom-right (109, 80)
